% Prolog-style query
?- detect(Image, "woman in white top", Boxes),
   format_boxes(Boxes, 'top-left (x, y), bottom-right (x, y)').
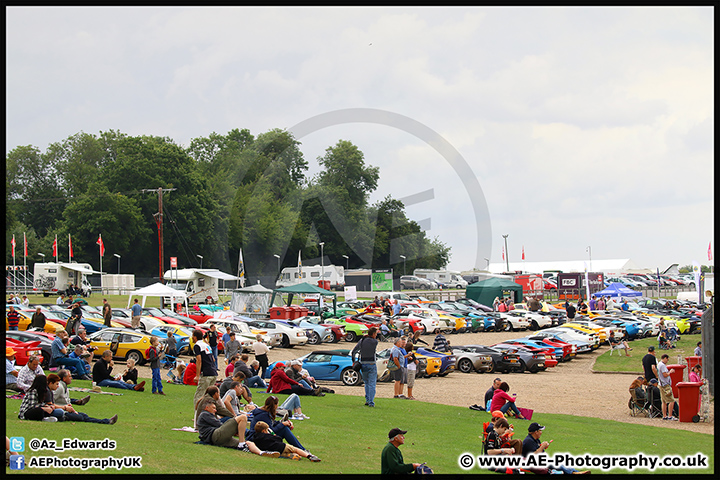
top-left (253, 335), bottom-right (270, 379)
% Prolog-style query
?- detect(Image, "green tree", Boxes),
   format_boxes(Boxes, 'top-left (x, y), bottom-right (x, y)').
top-left (315, 140), bottom-right (379, 208)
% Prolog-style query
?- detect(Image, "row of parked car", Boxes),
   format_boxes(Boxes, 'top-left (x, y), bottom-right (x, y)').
top-left (253, 296), bottom-right (706, 387)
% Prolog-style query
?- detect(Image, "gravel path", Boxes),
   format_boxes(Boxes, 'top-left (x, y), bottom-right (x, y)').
top-left (131, 330), bottom-right (713, 434)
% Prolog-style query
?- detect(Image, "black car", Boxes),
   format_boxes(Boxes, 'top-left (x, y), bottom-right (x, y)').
top-left (491, 343), bottom-right (547, 374)
top-left (5, 330), bottom-right (54, 367)
top-left (457, 345), bottom-right (523, 374)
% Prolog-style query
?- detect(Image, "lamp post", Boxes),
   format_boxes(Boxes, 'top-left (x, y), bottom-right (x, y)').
top-left (318, 242), bottom-right (325, 281)
top-left (38, 253), bottom-right (45, 261)
top-left (196, 255), bottom-right (203, 269)
top-left (484, 257), bottom-right (490, 270)
top-left (400, 255), bottom-right (406, 276)
top-left (114, 254), bottom-right (121, 274)
top-left (342, 254), bottom-right (349, 271)
top-left (502, 235), bottom-right (510, 272)
top-left (586, 246), bottom-right (592, 272)
top-left (273, 254), bottom-right (280, 276)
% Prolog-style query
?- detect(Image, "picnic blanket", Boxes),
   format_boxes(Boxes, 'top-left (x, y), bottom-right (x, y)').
top-left (69, 386), bottom-right (123, 396)
top-left (6, 393), bottom-right (25, 400)
top-left (173, 427), bottom-right (198, 433)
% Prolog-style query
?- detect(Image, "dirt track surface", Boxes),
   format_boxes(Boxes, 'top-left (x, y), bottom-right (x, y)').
top-left (132, 330), bottom-right (713, 434)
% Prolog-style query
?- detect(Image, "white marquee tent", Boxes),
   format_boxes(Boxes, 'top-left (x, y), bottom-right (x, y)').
top-left (127, 282), bottom-right (188, 309)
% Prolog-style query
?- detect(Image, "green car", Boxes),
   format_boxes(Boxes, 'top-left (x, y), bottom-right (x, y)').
top-left (323, 307), bottom-right (360, 319)
top-left (323, 317), bottom-right (368, 342)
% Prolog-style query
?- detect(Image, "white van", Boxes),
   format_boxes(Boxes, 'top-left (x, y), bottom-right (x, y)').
top-left (414, 269), bottom-right (468, 289)
top-left (276, 265), bottom-right (345, 290)
top-left (163, 268), bottom-right (241, 304)
top-left (33, 262), bottom-right (97, 297)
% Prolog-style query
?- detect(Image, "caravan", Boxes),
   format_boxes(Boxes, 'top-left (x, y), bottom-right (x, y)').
top-left (413, 269), bottom-right (468, 289)
top-left (163, 268), bottom-right (241, 304)
top-left (33, 262), bottom-right (98, 297)
top-left (276, 265), bottom-right (345, 290)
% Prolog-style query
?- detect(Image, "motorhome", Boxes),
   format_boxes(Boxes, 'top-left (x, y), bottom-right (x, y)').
top-left (163, 268), bottom-right (241, 304)
top-left (33, 262), bottom-right (98, 297)
top-left (413, 269), bottom-right (468, 289)
top-left (276, 265), bottom-right (345, 290)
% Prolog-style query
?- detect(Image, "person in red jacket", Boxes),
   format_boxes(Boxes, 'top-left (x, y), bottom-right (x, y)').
top-left (267, 363), bottom-right (314, 396)
top-left (490, 382), bottom-right (526, 420)
top-left (183, 360), bottom-right (198, 386)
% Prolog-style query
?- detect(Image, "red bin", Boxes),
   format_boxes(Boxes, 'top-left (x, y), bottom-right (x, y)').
top-left (676, 382), bottom-right (703, 422)
top-left (667, 364), bottom-right (686, 398)
top-left (685, 356), bottom-right (702, 371)
top-left (269, 306), bottom-right (290, 319)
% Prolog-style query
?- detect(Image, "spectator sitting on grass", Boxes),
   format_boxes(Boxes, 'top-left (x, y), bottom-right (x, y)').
top-left (253, 421), bottom-right (321, 462)
top-left (222, 381), bottom-right (255, 416)
top-left (196, 401), bottom-right (278, 457)
top-left (219, 371), bottom-right (253, 404)
top-left (484, 411), bottom-right (522, 455)
top-left (522, 422), bottom-right (590, 474)
top-left (250, 395), bottom-right (307, 449)
top-left (194, 385), bottom-right (235, 428)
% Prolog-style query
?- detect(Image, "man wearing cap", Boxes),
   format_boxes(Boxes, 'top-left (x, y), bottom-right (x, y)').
top-left (522, 423), bottom-right (590, 474)
top-left (381, 428), bottom-right (422, 474)
top-left (642, 346), bottom-right (658, 383)
top-left (285, 360), bottom-right (322, 395)
top-left (6, 347), bottom-right (22, 392)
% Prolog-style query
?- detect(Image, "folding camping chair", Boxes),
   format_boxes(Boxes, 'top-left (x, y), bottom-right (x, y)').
top-left (628, 388), bottom-right (650, 417)
top-left (609, 342), bottom-right (627, 356)
top-left (645, 385), bottom-right (664, 418)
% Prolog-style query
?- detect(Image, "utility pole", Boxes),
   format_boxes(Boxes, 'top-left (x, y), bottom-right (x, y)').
top-left (502, 234), bottom-right (510, 272)
top-left (142, 187), bottom-right (176, 283)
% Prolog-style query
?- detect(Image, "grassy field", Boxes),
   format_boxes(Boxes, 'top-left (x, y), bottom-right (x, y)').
top-left (5, 377), bottom-right (714, 474)
top-left (594, 335), bottom-right (698, 374)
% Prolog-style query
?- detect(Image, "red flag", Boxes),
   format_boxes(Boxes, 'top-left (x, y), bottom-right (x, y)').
top-left (709, 242), bottom-right (713, 262)
top-left (522, 246), bottom-right (525, 260)
top-left (52, 236), bottom-right (57, 257)
top-left (97, 234), bottom-right (105, 257)
top-left (23, 232), bottom-right (27, 257)
top-left (68, 234), bottom-right (73, 259)
top-left (501, 245), bottom-right (505, 261)
top-left (11, 235), bottom-right (16, 258)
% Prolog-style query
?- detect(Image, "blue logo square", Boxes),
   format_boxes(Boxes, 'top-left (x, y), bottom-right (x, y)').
top-left (10, 437), bottom-right (25, 452)
top-left (9, 455), bottom-right (25, 470)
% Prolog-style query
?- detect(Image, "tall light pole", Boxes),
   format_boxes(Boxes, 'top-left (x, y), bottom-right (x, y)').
top-left (196, 255), bottom-right (203, 269)
top-left (502, 235), bottom-right (510, 272)
top-left (342, 254), bottom-right (349, 271)
top-left (114, 254), bottom-right (121, 275)
top-left (273, 254), bottom-right (280, 276)
top-left (586, 246), bottom-right (592, 272)
top-left (318, 242), bottom-right (325, 281)
top-left (38, 253), bottom-right (45, 261)
top-left (400, 255), bottom-right (406, 275)
top-left (484, 257), bottom-right (490, 270)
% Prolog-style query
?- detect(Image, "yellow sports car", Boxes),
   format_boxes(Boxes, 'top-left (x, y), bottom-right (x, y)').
top-left (86, 327), bottom-right (162, 365)
top-left (7, 307), bottom-right (64, 334)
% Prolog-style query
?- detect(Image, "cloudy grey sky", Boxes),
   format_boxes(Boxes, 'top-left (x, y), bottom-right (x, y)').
top-left (6, 7), bottom-right (714, 273)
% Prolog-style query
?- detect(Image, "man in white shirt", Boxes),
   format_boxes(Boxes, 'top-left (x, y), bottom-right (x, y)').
top-left (56, 294), bottom-right (65, 305)
top-left (16, 355), bottom-right (44, 392)
top-left (657, 353), bottom-right (677, 421)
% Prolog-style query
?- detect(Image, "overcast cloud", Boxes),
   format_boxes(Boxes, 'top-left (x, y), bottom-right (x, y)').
top-left (6, 7), bottom-right (714, 272)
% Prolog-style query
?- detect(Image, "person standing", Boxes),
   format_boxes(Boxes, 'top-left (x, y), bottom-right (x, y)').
top-left (6, 306), bottom-right (20, 331)
top-left (351, 326), bottom-right (379, 407)
top-left (252, 334), bottom-right (270, 379)
top-left (193, 328), bottom-right (217, 424)
top-left (405, 340), bottom-right (418, 400)
top-left (147, 336), bottom-right (165, 395)
top-left (694, 342), bottom-right (702, 357)
top-left (642, 346), bottom-right (658, 383)
top-left (391, 337), bottom-right (408, 399)
top-left (56, 293), bottom-right (65, 305)
top-left (381, 428), bottom-right (422, 474)
top-left (657, 353), bottom-right (677, 421)
top-left (31, 307), bottom-right (47, 331)
top-left (224, 332), bottom-right (241, 365)
top-left (131, 298), bottom-right (142, 329)
top-left (102, 298), bottom-right (113, 327)
top-left (207, 324), bottom-right (219, 370)
top-left (621, 299), bottom-right (630, 311)
top-left (565, 301), bottom-right (576, 322)
top-left (605, 296), bottom-right (615, 310)
top-left (67, 301), bottom-right (83, 335)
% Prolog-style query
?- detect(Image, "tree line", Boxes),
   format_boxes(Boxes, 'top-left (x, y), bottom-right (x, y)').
top-left (6, 129), bottom-right (450, 281)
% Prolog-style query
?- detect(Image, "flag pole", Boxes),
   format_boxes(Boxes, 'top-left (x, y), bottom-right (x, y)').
top-left (12, 235), bottom-right (17, 293)
top-left (23, 232), bottom-right (27, 295)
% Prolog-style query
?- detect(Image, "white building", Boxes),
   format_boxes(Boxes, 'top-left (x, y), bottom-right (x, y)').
top-left (486, 258), bottom-right (645, 275)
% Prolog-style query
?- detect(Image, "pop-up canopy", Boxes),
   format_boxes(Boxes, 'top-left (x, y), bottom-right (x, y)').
top-left (593, 282), bottom-right (642, 298)
top-left (270, 282), bottom-right (337, 316)
top-left (127, 282), bottom-right (188, 309)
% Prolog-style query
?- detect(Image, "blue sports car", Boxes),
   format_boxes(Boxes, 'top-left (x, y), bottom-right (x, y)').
top-left (264, 350), bottom-right (362, 386)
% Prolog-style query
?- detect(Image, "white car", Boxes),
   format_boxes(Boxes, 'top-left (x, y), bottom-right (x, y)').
top-left (546, 327), bottom-right (599, 349)
top-left (203, 317), bottom-right (282, 348)
top-left (241, 318), bottom-right (310, 348)
top-left (397, 307), bottom-right (448, 333)
top-left (507, 309), bottom-right (552, 330)
top-left (495, 311), bottom-right (531, 331)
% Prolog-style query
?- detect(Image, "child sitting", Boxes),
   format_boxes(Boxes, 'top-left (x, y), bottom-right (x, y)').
top-left (252, 421), bottom-right (321, 462)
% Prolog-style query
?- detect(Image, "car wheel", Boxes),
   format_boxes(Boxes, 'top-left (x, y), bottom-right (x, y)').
top-left (517, 360), bottom-right (526, 374)
top-left (379, 369), bottom-right (391, 382)
top-left (457, 358), bottom-right (474, 373)
top-left (345, 331), bottom-right (357, 342)
top-left (341, 367), bottom-right (361, 386)
top-left (126, 350), bottom-right (143, 365)
top-left (307, 331), bottom-right (321, 345)
top-left (280, 334), bottom-right (291, 348)
top-left (330, 331), bottom-right (340, 343)
top-left (495, 321), bottom-right (504, 332)
top-left (486, 361), bottom-right (495, 373)
top-left (530, 320), bottom-right (539, 331)
top-left (420, 325), bottom-right (427, 335)
top-left (40, 350), bottom-right (51, 368)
